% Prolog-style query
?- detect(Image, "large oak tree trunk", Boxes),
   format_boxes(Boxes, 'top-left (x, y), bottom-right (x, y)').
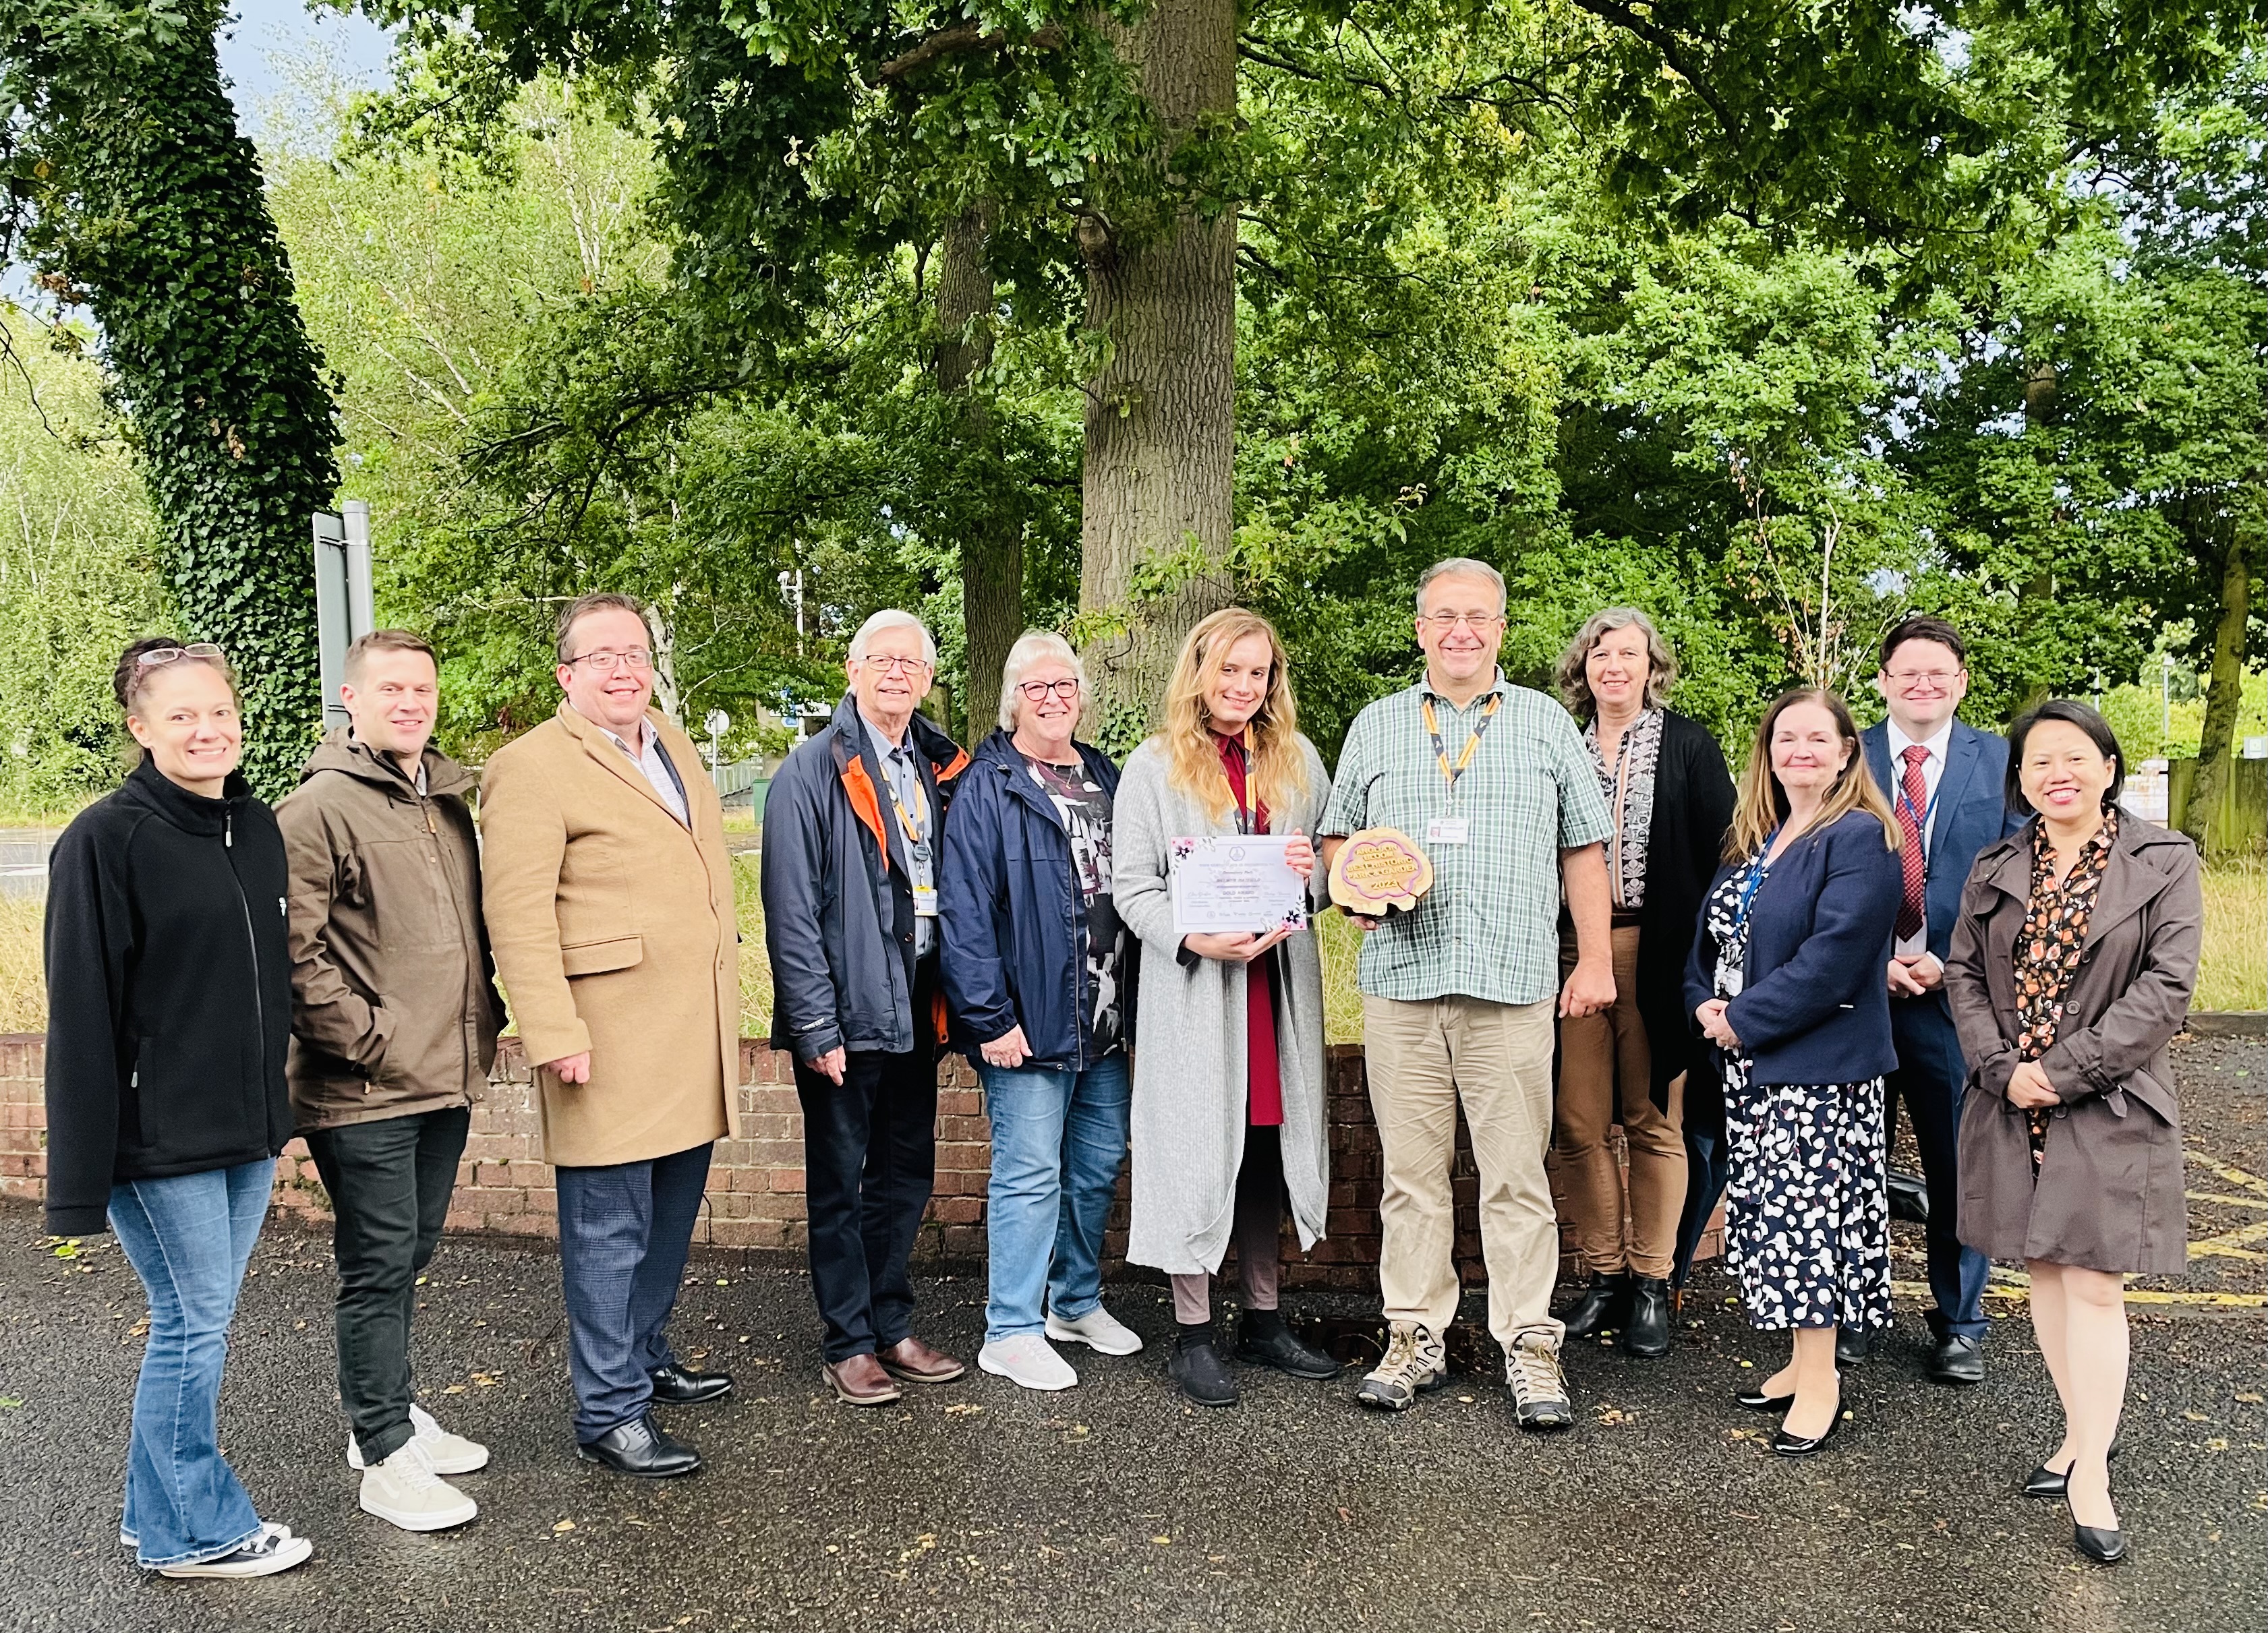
top-left (2183, 521), bottom-right (2252, 851)
top-left (1078, 0), bottom-right (1238, 742)
top-left (937, 204), bottom-right (1022, 743)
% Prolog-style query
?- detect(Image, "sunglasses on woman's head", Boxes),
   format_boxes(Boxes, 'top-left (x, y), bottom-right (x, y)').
top-left (136, 643), bottom-right (226, 668)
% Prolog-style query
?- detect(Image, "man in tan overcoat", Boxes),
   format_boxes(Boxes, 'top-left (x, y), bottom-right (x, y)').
top-left (479, 592), bottom-right (737, 1478)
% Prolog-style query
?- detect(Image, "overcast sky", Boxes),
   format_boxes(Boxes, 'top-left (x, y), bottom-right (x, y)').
top-left (219, 0), bottom-right (395, 144)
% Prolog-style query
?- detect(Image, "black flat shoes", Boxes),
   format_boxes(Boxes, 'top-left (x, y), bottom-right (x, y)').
top-left (2073, 1522), bottom-right (2127, 1565)
top-left (1735, 1384), bottom-right (1795, 1412)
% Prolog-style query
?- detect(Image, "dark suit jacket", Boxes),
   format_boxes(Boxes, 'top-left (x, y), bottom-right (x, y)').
top-left (1861, 719), bottom-right (2019, 1013)
top-left (1684, 808), bottom-right (1903, 1088)
top-left (1633, 711), bottom-right (1737, 1106)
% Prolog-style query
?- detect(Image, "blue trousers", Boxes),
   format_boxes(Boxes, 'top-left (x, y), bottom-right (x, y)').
top-left (108, 1158), bottom-right (272, 1568)
top-left (554, 1143), bottom-right (712, 1441)
top-left (1886, 997), bottom-right (1990, 1340)
top-left (978, 1055), bottom-right (1131, 1344)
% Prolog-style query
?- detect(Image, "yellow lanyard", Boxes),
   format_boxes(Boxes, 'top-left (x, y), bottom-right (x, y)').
top-left (882, 756), bottom-right (930, 849)
top-left (1422, 692), bottom-right (1502, 796)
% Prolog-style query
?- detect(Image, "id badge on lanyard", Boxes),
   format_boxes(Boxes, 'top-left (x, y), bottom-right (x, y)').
top-left (885, 770), bottom-right (938, 916)
top-left (1423, 692), bottom-right (1500, 848)
top-left (1717, 841), bottom-right (1774, 997)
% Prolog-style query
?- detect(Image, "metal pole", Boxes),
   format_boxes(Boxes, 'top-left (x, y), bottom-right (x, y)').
top-left (2161, 652), bottom-right (2172, 755)
top-left (312, 510), bottom-right (349, 732)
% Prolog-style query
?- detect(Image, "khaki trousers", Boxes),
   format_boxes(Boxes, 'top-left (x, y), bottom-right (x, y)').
top-left (1363, 992), bottom-right (1563, 1350)
top-left (1550, 925), bottom-right (1687, 1279)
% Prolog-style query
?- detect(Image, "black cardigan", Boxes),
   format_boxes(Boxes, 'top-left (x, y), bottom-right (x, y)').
top-left (42, 759), bottom-right (294, 1235)
top-left (1629, 710), bottom-right (1737, 1108)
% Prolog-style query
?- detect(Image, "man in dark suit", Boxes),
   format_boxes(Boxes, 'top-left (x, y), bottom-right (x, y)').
top-left (1857, 616), bottom-right (2018, 1384)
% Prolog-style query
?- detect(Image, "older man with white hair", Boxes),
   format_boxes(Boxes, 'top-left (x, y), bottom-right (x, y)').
top-left (761, 608), bottom-right (972, 1406)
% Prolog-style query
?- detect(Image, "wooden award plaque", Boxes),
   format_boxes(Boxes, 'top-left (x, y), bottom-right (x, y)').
top-left (1328, 827), bottom-right (1434, 915)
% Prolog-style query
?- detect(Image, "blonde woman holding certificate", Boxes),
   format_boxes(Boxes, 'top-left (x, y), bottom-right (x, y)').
top-left (1113, 608), bottom-right (1339, 1408)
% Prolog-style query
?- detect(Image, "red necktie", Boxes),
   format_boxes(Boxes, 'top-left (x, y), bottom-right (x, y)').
top-left (1896, 744), bottom-right (1928, 941)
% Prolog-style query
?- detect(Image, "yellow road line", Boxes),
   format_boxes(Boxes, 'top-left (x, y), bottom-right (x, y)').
top-left (1891, 1278), bottom-right (2268, 1309)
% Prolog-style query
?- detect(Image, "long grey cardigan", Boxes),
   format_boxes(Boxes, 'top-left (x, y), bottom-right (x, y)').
top-left (1111, 735), bottom-right (1332, 1276)
top-left (1944, 814), bottom-right (2202, 1274)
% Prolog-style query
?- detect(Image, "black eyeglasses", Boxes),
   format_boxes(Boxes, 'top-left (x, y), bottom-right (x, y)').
top-left (1016, 679), bottom-right (1080, 703)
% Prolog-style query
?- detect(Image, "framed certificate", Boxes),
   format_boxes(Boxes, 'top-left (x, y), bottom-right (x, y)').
top-left (1169, 834), bottom-right (1310, 936)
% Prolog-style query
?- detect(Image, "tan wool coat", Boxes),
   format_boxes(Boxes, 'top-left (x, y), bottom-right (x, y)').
top-left (479, 703), bottom-right (737, 1168)
top-left (1944, 814), bottom-right (2203, 1274)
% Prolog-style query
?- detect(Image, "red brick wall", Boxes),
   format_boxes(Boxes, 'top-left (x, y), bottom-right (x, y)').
top-left (1, 1034), bottom-right (1699, 1289)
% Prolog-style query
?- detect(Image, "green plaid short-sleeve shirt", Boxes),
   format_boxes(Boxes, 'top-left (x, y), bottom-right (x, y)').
top-left (1320, 674), bottom-right (1613, 1007)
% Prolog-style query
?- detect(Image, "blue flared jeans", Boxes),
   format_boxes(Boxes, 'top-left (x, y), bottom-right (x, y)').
top-left (107, 1158), bottom-right (273, 1568)
top-left (979, 1054), bottom-right (1131, 1344)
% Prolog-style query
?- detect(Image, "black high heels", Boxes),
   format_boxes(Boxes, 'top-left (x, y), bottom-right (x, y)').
top-left (2021, 1436), bottom-right (2125, 1499)
top-left (2072, 1522), bottom-right (2127, 1565)
top-left (1735, 1384), bottom-right (1795, 1412)
top-left (1770, 1391), bottom-right (1851, 1458)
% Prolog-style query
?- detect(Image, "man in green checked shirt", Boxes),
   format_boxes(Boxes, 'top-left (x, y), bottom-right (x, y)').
top-left (1320, 558), bottom-right (1617, 1431)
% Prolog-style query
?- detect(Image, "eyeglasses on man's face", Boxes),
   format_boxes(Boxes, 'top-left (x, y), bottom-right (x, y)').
top-left (566, 647), bottom-right (655, 673)
top-left (1016, 678), bottom-right (1080, 703)
top-left (859, 653), bottom-right (933, 677)
top-left (1884, 668), bottom-right (1962, 690)
top-left (1420, 612), bottom-right (1505, 631)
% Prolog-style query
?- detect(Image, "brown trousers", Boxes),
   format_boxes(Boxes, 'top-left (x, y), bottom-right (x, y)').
top-left (1550, 924), bottom-right (1687, 1280)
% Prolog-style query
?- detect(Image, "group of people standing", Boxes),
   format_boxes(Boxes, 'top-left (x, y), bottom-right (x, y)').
top-left (42, 564), bottom-right (2199, 1582)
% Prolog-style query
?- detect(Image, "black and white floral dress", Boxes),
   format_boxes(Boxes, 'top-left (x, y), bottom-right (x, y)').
top-left (1703, 861), bottom-right (1893, 1334)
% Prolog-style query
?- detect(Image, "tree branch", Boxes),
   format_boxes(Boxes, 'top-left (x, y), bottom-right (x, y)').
top-left (875, 22), bottom-right (1064, 84)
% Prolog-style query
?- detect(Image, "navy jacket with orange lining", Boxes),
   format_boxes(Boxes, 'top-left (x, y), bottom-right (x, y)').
top-left (761, 692), bottom-right (968, 1061)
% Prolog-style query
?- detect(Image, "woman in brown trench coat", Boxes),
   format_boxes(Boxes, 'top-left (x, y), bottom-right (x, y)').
top-left (1945, 701), bottom-right (2202, 1568)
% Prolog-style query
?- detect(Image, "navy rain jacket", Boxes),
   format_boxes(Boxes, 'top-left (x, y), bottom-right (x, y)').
top-left (938, 730), bottom-right (1124, 1071)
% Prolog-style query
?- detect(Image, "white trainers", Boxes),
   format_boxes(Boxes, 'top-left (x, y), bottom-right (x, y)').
top-left (358, 1439), bottom-right (479, 1533)
top-left (155, 1522), bottom-right (314, 1578)
top-left (347, 1402), bottom-right (490, 1475)
top-left (1045, 1303), bottom-right (1145, 1356)
top-left (978, 1334), bottom-right (1080, 1392)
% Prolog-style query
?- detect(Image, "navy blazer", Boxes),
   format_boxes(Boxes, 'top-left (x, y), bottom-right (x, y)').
top-left (1684, 808), bottom-right (1903, 1087)
top-left (1861, 719), bottom-right (2019, 974)
top-left (938, 730), bottom-right (1124, 1071)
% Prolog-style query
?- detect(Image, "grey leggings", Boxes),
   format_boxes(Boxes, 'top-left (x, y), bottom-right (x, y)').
top-left (1169, 1127), bottom-right (1284, 1324)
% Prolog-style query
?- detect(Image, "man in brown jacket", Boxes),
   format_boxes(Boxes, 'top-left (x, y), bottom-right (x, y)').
top-left (280, 630), bottom-right (500, 1534)
top-left (478, 593), bottom-right (739, 1479)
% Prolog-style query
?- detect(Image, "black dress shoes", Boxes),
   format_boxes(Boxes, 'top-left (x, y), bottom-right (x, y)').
top-left (1168, 1332), bottom-right (1240, 1408)
top-left (1770, 1394), bottom-right (1851, 1458)
top-left (1834, 1328), bottom-right (1869, 1368)
top-left (577, 1412), bottom-right (701, 1478)
top-left (2072, 1523), bottom-right (2127, 1564)
top-left (1925, 1334), bottom-right (1985, 1386)
top-left (1735, 1384), bottom-right (1796, 1413)
top-left (1561, 1272), bottom-right (1632, 1340)
top-left (1234, 1313), bottom-right (1341, 1379)
top-left (649, 1361), bottom-right (734, 1406)
top-left (1621, 1277), bottom-right (1673, 1359)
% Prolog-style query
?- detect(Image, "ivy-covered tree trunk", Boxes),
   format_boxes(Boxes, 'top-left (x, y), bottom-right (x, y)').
top-left (2183, 518), bottom-right (2255, 850)
top-left (1078, 0), bottom-right (1237, 740)
top-left (30, 2), bottom-right (339, 794)
top-left (937, 204), bottom-right (1021, 742)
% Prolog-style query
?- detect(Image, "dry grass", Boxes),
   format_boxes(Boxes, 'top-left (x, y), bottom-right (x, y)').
top-left (1, 857), bottom-right (2257, 1045)
top-left (2197, 854), bottom-right (2267, 1012)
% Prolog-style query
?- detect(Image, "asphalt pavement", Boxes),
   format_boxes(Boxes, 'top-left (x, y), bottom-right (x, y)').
top-left (3, 1039), bottom-right (2262, 1633)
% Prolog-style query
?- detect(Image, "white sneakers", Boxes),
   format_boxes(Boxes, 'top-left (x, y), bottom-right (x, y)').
top-left (359, 1439), bottom-right (479, 1533)
top-left (979, 1334), bottom-right (1079, 1392)
top-left (347, 1402), bottom-right (490, 1476)
top-left (1045, 1304), bottom-right (1145, 1356)
top-left (155, 1522), bottom-right (313, 1579)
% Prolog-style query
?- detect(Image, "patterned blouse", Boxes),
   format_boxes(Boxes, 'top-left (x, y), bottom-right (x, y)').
top-left (2011, 808), bottom-right (2120, 1173)
top-left (1583, 708), bottom-right (1664, 911)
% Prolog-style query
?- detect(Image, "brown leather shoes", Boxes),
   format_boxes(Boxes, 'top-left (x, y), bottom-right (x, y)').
top-left (821, 1353), bottom-right (903, 1407)
top-left (877, 1336), bottom-right (968, 1384)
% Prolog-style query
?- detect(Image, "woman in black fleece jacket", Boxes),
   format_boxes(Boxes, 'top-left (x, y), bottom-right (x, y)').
top-left (42, 639), bottom-right (308, 1579)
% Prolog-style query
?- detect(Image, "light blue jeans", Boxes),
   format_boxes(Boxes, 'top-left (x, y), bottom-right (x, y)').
top-left (979, 1055), bottom-right (1131, 1344)
top-left (108, 1158), bottom-right (272, 1568)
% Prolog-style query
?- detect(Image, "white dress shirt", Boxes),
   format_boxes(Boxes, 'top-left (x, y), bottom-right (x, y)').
top-left (594, 716), bottom-right (691, 829)
top-left (1886, 716), bottom-right (1954, 963)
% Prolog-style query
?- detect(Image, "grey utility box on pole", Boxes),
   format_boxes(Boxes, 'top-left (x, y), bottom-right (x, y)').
top-left (313, 500), bottom-right (376, 731)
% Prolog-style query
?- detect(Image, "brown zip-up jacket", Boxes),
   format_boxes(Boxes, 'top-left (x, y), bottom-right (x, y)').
top-left (276, 732), bottom-right (502, 1133)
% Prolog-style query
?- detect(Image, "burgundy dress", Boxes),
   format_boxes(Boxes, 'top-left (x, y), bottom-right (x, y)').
top-left (1213, 732), bottom-right (1283, 1128)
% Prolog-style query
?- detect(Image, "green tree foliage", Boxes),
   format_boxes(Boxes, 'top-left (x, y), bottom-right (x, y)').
top-left (0, 311), bottom-right (166, 810)
top-left (2, 0), bottom-right (342, 793)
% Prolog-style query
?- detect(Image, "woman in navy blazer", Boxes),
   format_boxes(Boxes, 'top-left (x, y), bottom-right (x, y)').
top-left (1685, 689), bottom-right (1903, 1456)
